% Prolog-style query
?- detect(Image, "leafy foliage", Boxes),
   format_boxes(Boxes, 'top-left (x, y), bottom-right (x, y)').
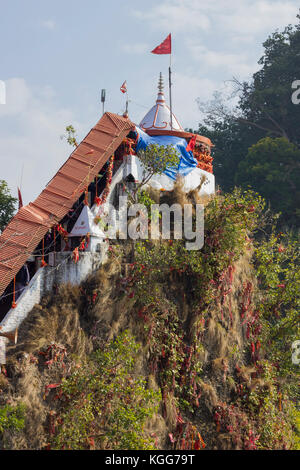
top-left (123, 188), bottom-right (299, 449)
top-left (51, 331), bottom-right (160, 450)
top-left (0, 403), bottom-right (26, 441)
top-left (236, 137), bottom-right (300, 227)
top-left (254, 230), bottom-right (300, 390)
top-left (137, 143), bottom-right (180, 181)
top-left (0, 180), bottom-right (17, 233)
top-left (195, 119), bottom-right (260, 193)
top-left (63, 125), bottom-right (78, 148)
top-left (239, 19), bottom-right (300, 146)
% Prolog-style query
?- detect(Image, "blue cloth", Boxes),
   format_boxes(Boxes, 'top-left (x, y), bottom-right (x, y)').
top-left (135, 127), bottom-right (197, 180)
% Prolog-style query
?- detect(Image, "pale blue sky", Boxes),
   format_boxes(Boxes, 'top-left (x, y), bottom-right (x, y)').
top-left (0, 0), bottom-right (299, 203)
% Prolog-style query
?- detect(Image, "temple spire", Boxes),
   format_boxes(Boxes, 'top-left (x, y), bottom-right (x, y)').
top-left (158, 72), bottom-right (164, 93)
top-left (156, 72), bottom-right (165, 104)
top-left (139, 73), bottom-right (183, 132)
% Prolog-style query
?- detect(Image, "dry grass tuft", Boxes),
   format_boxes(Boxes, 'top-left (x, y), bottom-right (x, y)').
top-left (7, 285), bottom-right (90, 359)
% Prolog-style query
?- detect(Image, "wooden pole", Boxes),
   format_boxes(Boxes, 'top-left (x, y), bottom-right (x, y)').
top-left (169, 53), bottom-right (173, 130)
top-left (125, 91), bottom-right (129, 115)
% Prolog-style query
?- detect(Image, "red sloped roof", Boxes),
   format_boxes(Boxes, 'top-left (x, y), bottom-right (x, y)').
top-left (0, 112), bottom-right (135, 297)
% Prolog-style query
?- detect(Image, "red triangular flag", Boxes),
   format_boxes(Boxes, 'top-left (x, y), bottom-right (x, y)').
top-left (186, 135), bottom-right (197, 153)
top-left (120, 81), bottom-right (127, 94)
top-left (17, 187), bottom-right (23, 209)
top-left (151, 34), bottom-right (171, 55)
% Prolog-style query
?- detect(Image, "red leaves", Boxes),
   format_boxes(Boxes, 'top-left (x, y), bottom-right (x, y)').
top-left (88, 437), bottom-right (95, 450)
top-left (44, 383), bottom-right (61, 399)
top-left (244, 430), bottom-right (260, 450)
top-left (138, 307), bottom-right (147, 319)
top-left (214, 403), bottom-right (259, 449)
top-left (194, 439), bottom-right (201, 450)
top-left (240, 281), bottom-right (253, 319)
top-left (197, 433), bottom-right (206, 449)
top-left (49, 410), bottom-right (56, 435)
top-left (40, 343), bottom-right (67, 370)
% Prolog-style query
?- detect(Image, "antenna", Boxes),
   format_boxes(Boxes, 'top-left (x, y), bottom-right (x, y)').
top-left (101, 89), bottom-right (106, 115)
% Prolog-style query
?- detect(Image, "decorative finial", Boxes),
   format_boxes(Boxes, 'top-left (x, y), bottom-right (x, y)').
top-left (158, 72), bottom-right (164, 93)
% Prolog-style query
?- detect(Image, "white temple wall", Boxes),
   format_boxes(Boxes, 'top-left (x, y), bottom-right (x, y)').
top-left (117, 154), bottom-right (215, 194)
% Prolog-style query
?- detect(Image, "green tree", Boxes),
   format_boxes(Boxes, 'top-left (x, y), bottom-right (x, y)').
top-left (238, 17), bottom-right (300, 146)
top-left (0, 180), bottom-right (17, 233)
top-left (195, 119), bottom-right (257, 192)
top-left (236, 137), bottom-right (300, 227)
top-left (195, 14), bottom-right (300, 225)
top-left (129, 143), bottom-right (179, 203)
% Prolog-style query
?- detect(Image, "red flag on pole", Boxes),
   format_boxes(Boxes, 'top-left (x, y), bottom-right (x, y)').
top-left (17, 187), bottom-right (23, 209)
top-left (186, 135), bottom-right (197, 153)
top-left (120, 81), bottom-right (127, 94)
top-left (151, 34), bottom-right (171, 54)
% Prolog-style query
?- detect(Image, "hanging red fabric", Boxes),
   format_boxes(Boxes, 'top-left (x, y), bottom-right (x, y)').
top-left (53, 227), bottom-right (56, 252)
top-left (11, 276), bottom-right (17, 308)
top-left (53, 226), bottom-right (56, 265)
top-left (84, 190), bottom-right (89, 206)
top-left (73, 247), bottom-right (79, 263)
top-left (94, 175), bottom-right (101, 205)
top-left (41, 238), bottom-right (47, 267)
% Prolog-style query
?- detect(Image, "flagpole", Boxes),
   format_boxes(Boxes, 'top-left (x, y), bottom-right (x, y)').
top-left (169, 52), bottom-right (173, 130)
top-left (125, 91), bottom-right (129, 115)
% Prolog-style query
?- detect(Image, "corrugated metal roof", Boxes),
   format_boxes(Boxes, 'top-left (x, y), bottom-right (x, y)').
top-left (0, 112), bottom-right (135, 297)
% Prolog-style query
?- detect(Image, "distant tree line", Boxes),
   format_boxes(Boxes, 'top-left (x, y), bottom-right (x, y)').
top-left (194, 13), bottom-right (300, 229)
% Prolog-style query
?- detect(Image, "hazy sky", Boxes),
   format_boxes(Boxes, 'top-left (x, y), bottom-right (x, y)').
top-left (0, 0), bottom-right (299, 204)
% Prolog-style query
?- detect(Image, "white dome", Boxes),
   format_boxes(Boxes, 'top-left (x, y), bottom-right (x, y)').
top-left (139, 73), bottom-right (183, 132)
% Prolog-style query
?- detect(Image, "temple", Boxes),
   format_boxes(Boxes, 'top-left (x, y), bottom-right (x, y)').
top-left (0, 74), bottom-right (215, 361)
